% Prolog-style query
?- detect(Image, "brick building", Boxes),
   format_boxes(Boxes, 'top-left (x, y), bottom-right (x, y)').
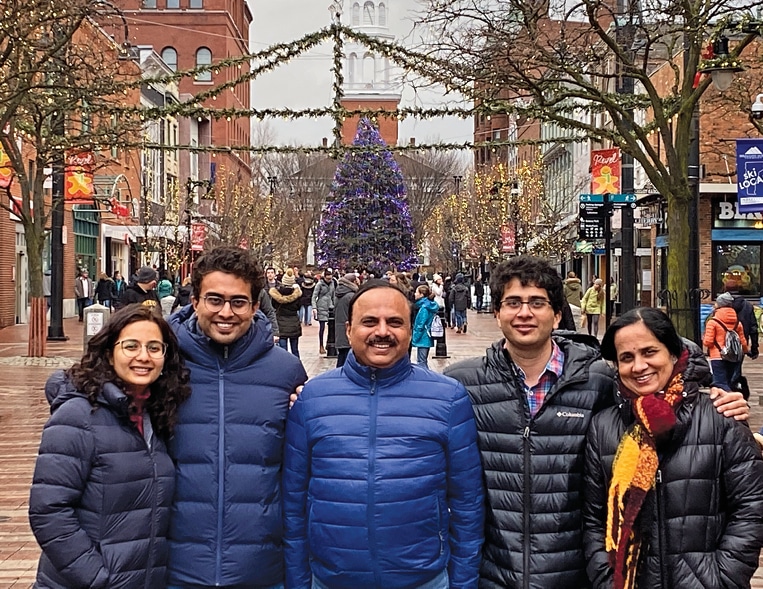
top-left (114, 0), bottom-right (253, 184)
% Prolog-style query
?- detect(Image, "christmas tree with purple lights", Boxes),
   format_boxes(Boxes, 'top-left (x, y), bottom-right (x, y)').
top-left (316, 118), bottom-right (417, 272)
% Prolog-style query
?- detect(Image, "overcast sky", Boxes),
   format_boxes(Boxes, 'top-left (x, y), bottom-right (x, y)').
top-left (247, 0), bottom-right (473, 149)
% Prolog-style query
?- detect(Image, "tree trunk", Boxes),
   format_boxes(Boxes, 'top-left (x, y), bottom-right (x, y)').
top-left (665, 193), bottom-right (694, 340)
top-left (28, 297), bottom-right (46, 357)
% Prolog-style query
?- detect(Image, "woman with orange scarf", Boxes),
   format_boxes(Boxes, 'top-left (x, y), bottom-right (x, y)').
top-left (582, 308), bottom-right (763, 588)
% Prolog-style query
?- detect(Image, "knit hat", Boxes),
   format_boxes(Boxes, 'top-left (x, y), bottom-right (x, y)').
top-left (716, 292), bottom-right (734, 307)
top-left (136, 266), bottom-right (158, 284)
top-left (433, 273), bottom-right (442, 282)
top-left (324, 268), bottom-right (333, 276)
top-left (455, 272), bottom-right (464, 284)
top-left (281, 269), bottom-right (296, 286)
top-left (594, 278), bottom-right (603, 286)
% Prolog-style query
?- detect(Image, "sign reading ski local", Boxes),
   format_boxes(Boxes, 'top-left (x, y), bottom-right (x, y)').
top-left (736, 139), bottom-right (763, 213)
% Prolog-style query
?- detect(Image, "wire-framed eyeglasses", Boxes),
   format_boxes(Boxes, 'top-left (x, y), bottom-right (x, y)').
top-left (114, 339), bottom-right (167, 358)
top-left (201, 294), bottom-right (253, 315)
top-left (499, 297), bottom-right (553, 311)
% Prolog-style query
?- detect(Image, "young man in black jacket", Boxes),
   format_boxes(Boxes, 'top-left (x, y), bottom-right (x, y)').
top-left (444, 256), bottom-right (749, 589)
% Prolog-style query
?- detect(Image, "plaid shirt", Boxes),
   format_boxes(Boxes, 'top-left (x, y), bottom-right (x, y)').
top-left (514, 340), bottom-right (565, 417)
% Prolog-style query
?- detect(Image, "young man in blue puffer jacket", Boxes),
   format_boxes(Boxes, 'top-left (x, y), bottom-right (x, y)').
top-left (283, 280), bottom-right (485, 589)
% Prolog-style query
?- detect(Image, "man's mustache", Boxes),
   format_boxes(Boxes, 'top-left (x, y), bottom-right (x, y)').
top-left (367, 337), bottom-right (396, 345)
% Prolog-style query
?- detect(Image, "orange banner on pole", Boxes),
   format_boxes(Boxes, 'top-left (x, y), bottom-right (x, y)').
top-left (65, 151), bottom-right (95, 203)
top-left (591, 148), bottom-right (621, 194)
top-left (0, 143), bottom-right (14, 189)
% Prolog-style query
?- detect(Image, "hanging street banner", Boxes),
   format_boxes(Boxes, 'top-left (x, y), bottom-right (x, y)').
top-left (191, 223), bottom-right (208, 251)
top-left (65, 151), bottom-right (95, 203)
top-left (0, 142), bottom-right (13, 189)
top-left (736, 138), bottom-right (763, 213)
top-left (591, 148), bottom-right (621, 194)
top-left (500, 223), bottom-right (515, 254)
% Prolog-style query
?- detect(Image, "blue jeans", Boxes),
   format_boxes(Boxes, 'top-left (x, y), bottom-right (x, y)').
top-left (278, 336), bottom-right (300, 358)
top-left (415, 346), bottom-right (431, 368)
top-left (312, 570), bottom-right (447, 589)
top-left (710, 358), bottom-right (738, 391)
top-left (300, 304), bottom-right (312, 325)
top-left (454, 309), bottom-right (466, 329)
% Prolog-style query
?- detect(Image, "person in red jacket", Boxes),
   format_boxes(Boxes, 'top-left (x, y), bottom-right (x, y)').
top-left (702, 292), bottom-right (747, 391)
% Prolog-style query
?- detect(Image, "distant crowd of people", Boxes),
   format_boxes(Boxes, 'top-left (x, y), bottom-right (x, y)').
top-left (28, 249), bottom-right (763, 589)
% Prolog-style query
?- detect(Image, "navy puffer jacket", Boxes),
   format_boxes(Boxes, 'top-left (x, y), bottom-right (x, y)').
top-left (445, 337), bottom-right (616, 589)
top-left (29, 371), bottom-right (175, 589)
top-left (283, 352), bottom-right (485, 589)
top-left (168, 305), bottom-right (308, 587)
top-left (583, 345), bottom-right (763, 588)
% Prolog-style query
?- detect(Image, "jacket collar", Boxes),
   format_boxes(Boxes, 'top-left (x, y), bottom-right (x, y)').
top-left (343, 350), bottom-right (413, 388)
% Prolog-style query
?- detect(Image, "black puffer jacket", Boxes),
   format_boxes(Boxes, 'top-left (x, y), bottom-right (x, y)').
top-left (333, 278), bottom-right (357, 350)
top-left (29, 371), bottom-right (175, 589)
top-left (445, 337), bottom-right (616, 589)
top-left (583, 346), bottom-right (763, 589)
top-left (270, 284), bottom-right (302, 339)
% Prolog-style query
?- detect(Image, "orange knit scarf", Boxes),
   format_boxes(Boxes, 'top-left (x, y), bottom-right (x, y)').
top-left (605, 349), bottom-right (687, 589)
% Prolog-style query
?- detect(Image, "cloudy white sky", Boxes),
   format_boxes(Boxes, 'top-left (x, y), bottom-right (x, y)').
top-left (247, 0), bottom-right (473, 148)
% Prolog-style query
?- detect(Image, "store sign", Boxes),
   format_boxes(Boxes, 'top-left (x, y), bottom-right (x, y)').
top-left (500, 223), bottom-right (515, 254)
top-left (591, 148), bottom-right (621, 194)
top-left (736, 138), bottom-right (763, 213)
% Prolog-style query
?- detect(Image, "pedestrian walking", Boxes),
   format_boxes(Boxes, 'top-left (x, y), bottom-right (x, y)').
top-left (29, 305), bottom-right (191, 589)
top-left (112, 270), bottom-right (126, 309)
top-left (729, 287), bottom-right (759, 398)
top-left (284, 280), bottom-right (484, 589)
top-left (584, 308), bottom-right (763, 589)
top-left (448, 273), bottom-right (471, 333)
top-left (581, 278), bottom-right (605, 337)
top-left (74, 269), bottom-right (93, 321)
top-left (94, 271), bottom-right (115, 308)
top-left (412, 283), bottom-right (440, 368)
top-left (474, 276), bottom-right (485, 313)
top-left (298, 272), bottom-right (315, 326)
top-left (171, 276), bottom-right (193, 312)
top-left (312, 269), bottom-right (335, 355)
top-left (431, 273), bottom-right (445, 309)
top-left (270, 268), bottom-right (303, 358)
top-left (702, 292), bottom-right (747, 391)
top-left (167, 246), bottom-right (307, 588)
top-left (333, 272), bottom-right (359, 367)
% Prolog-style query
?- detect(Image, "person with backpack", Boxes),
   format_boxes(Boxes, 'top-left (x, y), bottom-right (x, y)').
top-left (702, 292), bottom-right (747, 391)
top-left (728, 289), bottom-right (759, 399)
top-left (412, 284), bottom-right (441, 369)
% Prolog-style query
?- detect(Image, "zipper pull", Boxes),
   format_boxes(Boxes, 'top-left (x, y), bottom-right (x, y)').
top-left (655, 469), bottom-right (662, 484)
top-left (370, 372), bottom-right (376, 395)
top-left (523, 426), bottom-right (530, 439)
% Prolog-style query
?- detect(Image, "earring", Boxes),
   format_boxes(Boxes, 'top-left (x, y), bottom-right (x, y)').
top-left (671, 356), bottom-right (677, 365)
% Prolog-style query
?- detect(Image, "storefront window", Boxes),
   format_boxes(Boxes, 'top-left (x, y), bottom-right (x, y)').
top-left (714, 244), bottom-right (761, 296)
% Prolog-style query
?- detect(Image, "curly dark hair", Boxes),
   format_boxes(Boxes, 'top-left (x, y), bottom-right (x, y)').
top-left (192, 246), bottom-right (264, 303)
top-left (66, 304), bottom-right (191, 439)
top-left (489, 256), bottom-right (564, 314)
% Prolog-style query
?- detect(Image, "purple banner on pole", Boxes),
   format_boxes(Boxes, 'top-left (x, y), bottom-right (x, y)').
top-left (737, 138), bottom-right (763, 213)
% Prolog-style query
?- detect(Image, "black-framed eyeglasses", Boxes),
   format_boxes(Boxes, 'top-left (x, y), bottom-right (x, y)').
top-left (114, 339), bottom-right (167, 358)
top-left (499, 297), bottom-right (553, 311)
top-left (201, 294), bottom-right (253, 315)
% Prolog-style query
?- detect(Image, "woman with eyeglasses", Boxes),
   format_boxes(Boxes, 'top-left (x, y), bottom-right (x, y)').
top-left (29, 304), bottom-right (191, 589)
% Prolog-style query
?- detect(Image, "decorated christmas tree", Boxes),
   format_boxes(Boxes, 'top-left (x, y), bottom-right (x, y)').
top-left (316, 118), bottom-right (417, 272)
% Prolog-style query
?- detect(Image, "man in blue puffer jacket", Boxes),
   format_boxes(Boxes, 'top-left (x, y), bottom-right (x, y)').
top-left (283, 280), bottom-right (485, 589)
top-left (167, 246), bottom-right (307, 588)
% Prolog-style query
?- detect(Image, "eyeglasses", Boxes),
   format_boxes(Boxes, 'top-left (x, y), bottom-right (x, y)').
top-left (201, 294), bottom-right (253, 314)
top-left (114, 339), bottom-right (167, 358)
top-left (499, 297), bottom-right (553, 311)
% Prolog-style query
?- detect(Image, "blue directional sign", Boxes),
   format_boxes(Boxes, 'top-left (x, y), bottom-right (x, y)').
top-left (609, 193), bottom-right (636, 203)
top-left (579, 194), bottom-right (604, 203)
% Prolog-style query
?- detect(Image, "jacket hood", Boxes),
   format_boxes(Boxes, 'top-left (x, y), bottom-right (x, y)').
top-left (45, 370), bottom-right (84, 411)
top-left (270, 284), bottom-right (301, 304)
top-left (682, 337), bottom-right (712, 387)
top-left (416, 297), bottom-right (440, 312)
top-left (335, 279), bottom-right (358, 298)
top-left (169, 303), bottom-right (275, 367)
top-left (565, 280), bottom-right (582, 292)
top-left (710, 306), bottom-right (739, 329)
top-left (45, 371), bottom-right (133, 417)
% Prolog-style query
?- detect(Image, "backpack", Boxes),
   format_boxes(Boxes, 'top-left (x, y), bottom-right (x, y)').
top-left (428, 314), bottom-right (444, 338)
top-left (711, 318), bottom-right (744, 362)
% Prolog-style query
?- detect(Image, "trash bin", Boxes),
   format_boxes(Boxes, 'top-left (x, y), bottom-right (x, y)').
top-left (83, 303), bottom-right (111, 352)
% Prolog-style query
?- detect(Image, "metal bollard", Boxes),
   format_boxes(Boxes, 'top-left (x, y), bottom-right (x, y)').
top-left (83, 303), bottom-right (111, 352)
top-left (326, 308), bottom-right (338, 357)
top-left (434, 308), bottom-right (450, 358)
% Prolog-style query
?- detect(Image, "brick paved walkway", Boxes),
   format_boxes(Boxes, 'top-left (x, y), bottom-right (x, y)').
top-left (1, 313), bottom-right (761, 587)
